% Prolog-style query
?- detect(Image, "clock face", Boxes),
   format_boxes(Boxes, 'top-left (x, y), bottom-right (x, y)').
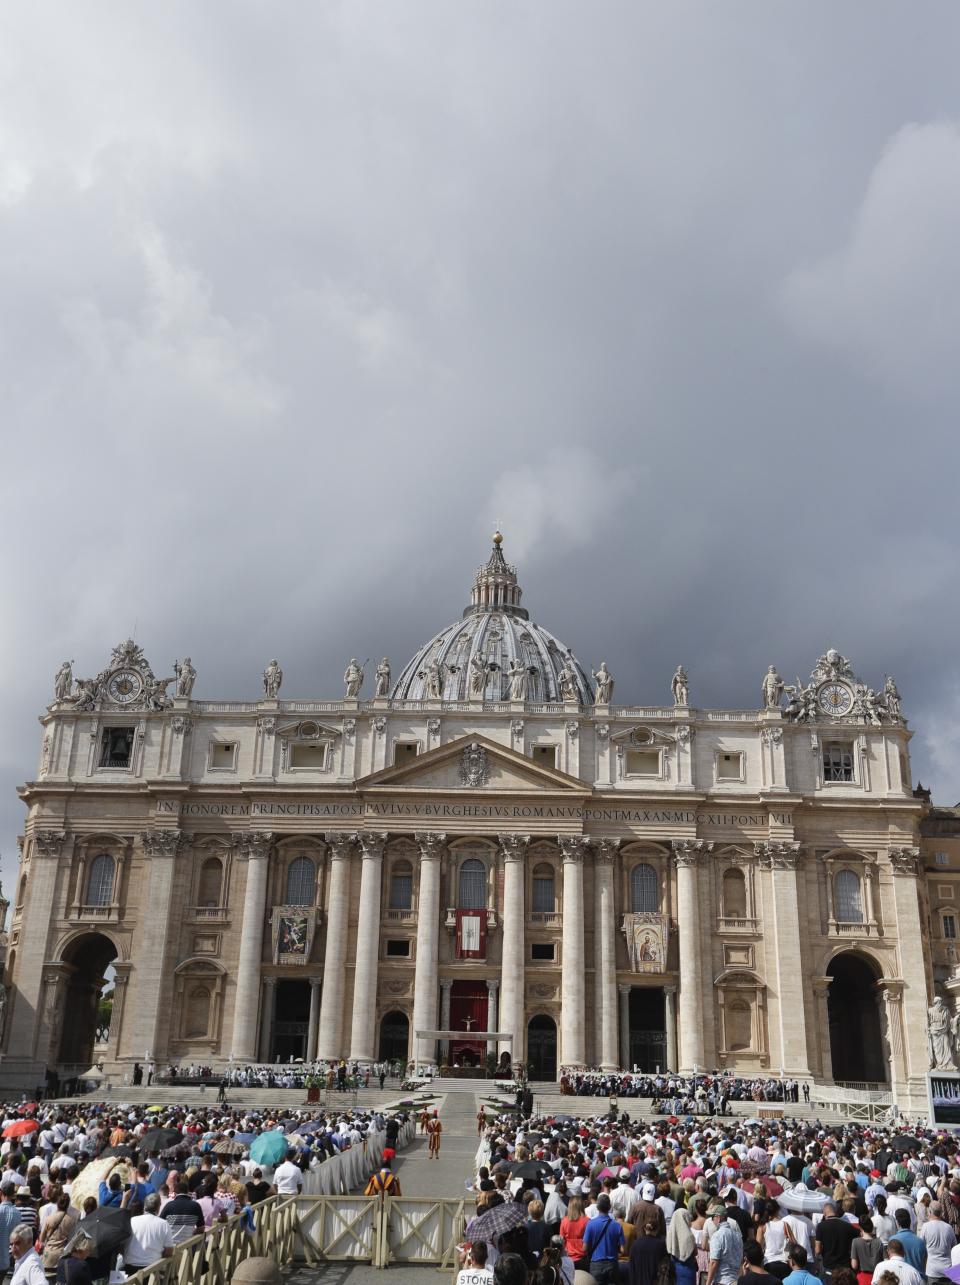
top-left (818, 682), bottom-right (853, 716)
top-left (107, 670), bottom-right (142, 704)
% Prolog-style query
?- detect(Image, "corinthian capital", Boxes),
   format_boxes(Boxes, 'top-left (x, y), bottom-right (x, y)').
top-left (671, 838), bottom-right (713, 868)
top-left (558, 835), bottom-right (590, 863)
top-left (594, 838), bottom-right (621, 864)
top-left (498, 834), bottom-right (530, 863)
top-left (33, 831), bottom-right (67, 858)
top-left (754, 841), bottom-right (804, 870)
top-left (416, 831), bottom-right (447, 861)
top-left (888, 846), bottom-right (920, 877)
top-left (360, 832), bottom-right (389, 860)
top-left (140, 829), bottom-right (183, 858)
top-left (233, 830), bottom-right (274, 861)
top-left (325, 832), bottom-right (358, 861)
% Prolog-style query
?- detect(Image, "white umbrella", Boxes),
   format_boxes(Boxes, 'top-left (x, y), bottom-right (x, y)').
top-left (778, 1186), bottom-right (831, 1215)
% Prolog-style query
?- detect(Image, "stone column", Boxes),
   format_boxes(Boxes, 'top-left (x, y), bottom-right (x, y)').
top-left (317, 833), bottom-right (355, 1061)
top-left (440, 979), bottom-right (453, 1059)
top-left (559, 837), bottom-right (588, 1068)
top-left (258, 978), bottom-right (276, 1062)
top-left (229, 832), bottom-right (273, 1062)
top-left (879, 980), bottom-right (906, 1086)
top-left (307, 978), bottom-right (322, 1062)
top-left (889, 847), bottom-right (929, 1087)
top-left (594, 839), bottom-right (620, 1069)
top-left (486, 980), bottom-right (499, 1059)
top-left (412, 832), bottom-right (445, 1066)
top-left (349, 833), bottom-right (387, 1063)
top-left (619, 985), bottom-right (631, 1071)
top-left (673, 839), bottom-right (711, 1072)
top-left (107, 964), bottom-right (132, 1055)
top-left (498, 834), bottom-right (529, 1064)
top-left (811, 977), bottom-right (832, 1078)
top-left (664, 984), bottom-right (678, 1072)
top-left (756, 842), bottom-right (812, 1077)
top-left (7, 832), bottom-right (65, 1073)
top-left (127, 830), bottom-right (180, 1061)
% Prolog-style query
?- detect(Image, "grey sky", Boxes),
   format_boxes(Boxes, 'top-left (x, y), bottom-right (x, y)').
top-left (2, 2), bottom-right (959, 890)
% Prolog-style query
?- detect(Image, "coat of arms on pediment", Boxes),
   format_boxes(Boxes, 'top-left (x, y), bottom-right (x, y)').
top-left (459, 742), bottom-right (490, 787)
top-left (610, 725), bottom-right (677, 748)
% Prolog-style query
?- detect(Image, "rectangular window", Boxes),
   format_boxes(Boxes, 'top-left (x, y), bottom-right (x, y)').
top-left (531, 942), bottom-right (555, 961)
top-left (99, 727), bottom-right (134, 769)
top-left (532, 746), bottom-right (557, 768)
top-left (822, 743), bottom-right (854, 782)
top-left (393, 742), bottom-right (418, 764)
top-left (939, 884), bottom-right (955, 899)
top-left (385, 939), bottom-right (411, 957)
top-left (625, 749), bottom-right (660, 777)
top-left (945, 916), bottom-right (958, 940)
top-left (532, 875), bottom-right (555, 913)
top-left (289, 743), bottom-right (327, 770)
top-left (210, 742), bottom-right (237, 770)
top-left (389, 873), bottom-right (413, 910)
top-left (717, 752), bottom-right (744, 781)
top-left (937, 852), bottom-right (950, 867)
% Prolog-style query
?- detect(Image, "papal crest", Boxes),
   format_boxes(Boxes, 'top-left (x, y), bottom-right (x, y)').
top-left (459, 741), bottom-right (490, 787)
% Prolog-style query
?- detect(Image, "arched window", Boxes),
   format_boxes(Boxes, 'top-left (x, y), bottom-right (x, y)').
top-left (458, 859), bottom-right (487, 909)
top-left (389, 861), bottom-right (413, 910)
top-left (834, 869), bottom-right (863, 924)
top-left (285, 856), bottom-right (316, 907)
top-left (630, 863), bottom-right (658, 913)
top-left (184, 986), bottom-right (211, 1039)
top-left (87, 854), bottom-right (115, 907)
top-left (722, 868), bottom-right (747, 918)
top-left (197, 857), bottom-right (223, 907)
top-left (532, 864), bottom-right (555, 913)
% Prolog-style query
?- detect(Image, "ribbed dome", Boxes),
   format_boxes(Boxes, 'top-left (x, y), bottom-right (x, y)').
top-left (391, 536), bottom-right (594, 704)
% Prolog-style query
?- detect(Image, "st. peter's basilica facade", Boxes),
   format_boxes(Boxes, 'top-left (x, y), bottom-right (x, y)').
top-left (0, 536), bottom-right (942, 1110)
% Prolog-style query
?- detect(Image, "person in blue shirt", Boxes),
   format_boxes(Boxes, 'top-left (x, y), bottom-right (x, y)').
top-left (97, 1173), bottom-right (124, 1207)
top-left (0, 1183), bottom-right (21, 1277)
top-left (582, 1193), bottom-right (625, 1285)
top-left (891, 1212), bottom-right (926, 1274)
top-left (783, 1245), bottom-right (823, 1285)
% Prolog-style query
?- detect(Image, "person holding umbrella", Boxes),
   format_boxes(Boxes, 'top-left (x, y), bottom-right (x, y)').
top-left (54, 1230), bottom-right (95, 1285)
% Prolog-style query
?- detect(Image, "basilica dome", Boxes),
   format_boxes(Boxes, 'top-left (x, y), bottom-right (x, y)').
top-left (391, 534), bottom-right (594, 704)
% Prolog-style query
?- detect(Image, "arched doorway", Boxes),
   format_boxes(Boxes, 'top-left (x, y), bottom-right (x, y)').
top-left (378, 1011), bottom-right (410, 1064)
top-left (827, 953), bottom-right (887, 1083)
top-left (273, 980), bottom-right (310, 1061)
top-left (527, 1015), bottom-right (557, 1081)
top-left (57, 933), bottom-right (118, 1070)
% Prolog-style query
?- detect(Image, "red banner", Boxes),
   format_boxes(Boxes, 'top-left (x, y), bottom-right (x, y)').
top-left (456, 909), bottom-right (486, 959)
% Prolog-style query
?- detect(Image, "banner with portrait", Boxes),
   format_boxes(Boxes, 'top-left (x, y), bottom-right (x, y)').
top-left (456, 909), bottom-right (486, 960)
top-left (622, 912), bottom-right (669, 973)
top-left (272, 905), bottom-right (315, 965)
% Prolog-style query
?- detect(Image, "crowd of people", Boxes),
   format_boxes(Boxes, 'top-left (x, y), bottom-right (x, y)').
top-left (458, 1107), bottom-right (960, 1285)
top-left (0, 1098), bottom-right (408, 1283)
top-left (559, 1074), bottom-right (809, 1108)
top-left (162, 1060), bottom-right (401, 1092)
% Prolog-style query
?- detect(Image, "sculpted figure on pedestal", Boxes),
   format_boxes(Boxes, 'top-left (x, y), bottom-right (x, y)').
top-left (145, 676), bottom-right (175, 711)
top-left (592, 663), bottom-right (614, 704)
top-left (262, 659), bottom-right (283, 698)
top-left (762, 665), bottom-right (784, 709)
top-left (469, 653), bottom-right (487, 696)
top-left (343, 659), bottom-right (364, 698)
top-left (425, 654), bottom-right (446, 699)
top-left (374, 659), bottom-right (391, 697)
top-left (928, 996), bottom-right (957, 1070)
top-left (883, 675), bottom-right (903, 720)
top-left (559, 657), bottom-right (579, 702)
top-left (672, 665), bottom-right (689, 707)
top-left (174, 657), bottom-right (197, 697)
top-left (53, 660), bottom-right (73, 703)
top-left (70, 677), bottom-right (99, 711)
top-left (507, 658), bottom-right (529, 700)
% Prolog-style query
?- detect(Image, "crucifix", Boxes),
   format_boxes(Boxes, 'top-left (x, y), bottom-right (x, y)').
top-left (464, 1016), bottom-right (475, 1031)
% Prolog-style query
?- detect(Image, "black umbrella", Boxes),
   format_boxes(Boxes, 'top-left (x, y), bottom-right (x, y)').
top-left (509, 1160), bottom-right (553, 1182)
top-left (890, 1135), bottom-right (921, 1154)
top-left (100, 1145), bottom-right (133, 1159)
top-left (140, 1128), bottom-right (182, 1152)
top-left (79, 1207), bottom-right (133, 1259)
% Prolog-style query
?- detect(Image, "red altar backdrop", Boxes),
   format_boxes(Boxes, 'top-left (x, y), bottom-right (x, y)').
top-left (449, 980), bottom-right (488, 1064)
top-left (455, 909), bottom-right (487, 959)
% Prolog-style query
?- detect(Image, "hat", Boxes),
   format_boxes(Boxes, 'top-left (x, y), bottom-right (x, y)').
top-left (16, 1186), bottom-right (30, 1197)
top-left (641, 1182), bottom-right (656, 1201)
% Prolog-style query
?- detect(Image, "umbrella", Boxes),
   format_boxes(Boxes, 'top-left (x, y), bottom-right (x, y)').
top-left (891, 1135), bottom-right (921, 1155)
top-left (2, 1119), bottom-right (39, 1138)
top-left (18, 1103), bottom-right (38, 1116)
top-left (509, 1160), bottom-right (554, 1182)
top-left (70, 1158), bottom-right (133, 1210)
top-left (212, 1139), bottom-right (245, 1157)
top-left (80, 1207), bottom-right (133, 1259)
top-left (778, 1187), bottom-right (831, 1215)
top-left (234, 1132), bottom-right (255, 1144)
top-left (741, 1175), bottom-right (783, 1197)
top-left (250, 1132), bottom-right (289, 1166)
top-left (550, 1115), bottom-right (576, 1125)
top-left (943, 1266), bottom-right (960, 1285)
top-left (465, 1200), bottom-right (527, 1242)
top-left (101, 1145), bottom-right (134, 1159)
top-left (140, 1128), bottom-right (181, 1151)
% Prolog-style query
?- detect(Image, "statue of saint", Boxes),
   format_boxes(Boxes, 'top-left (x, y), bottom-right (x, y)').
top-left (53, 660), bottom-right (73, 703)
top-left (71, 677), bottom-right (98, 711)
top-left (592, 663), bottom-right (614, 704)
top-left (929, 996), bottom-right (957, 1070)
top-left (559, 658), bottom-right (579, 702)
top-left (263, 659), bottom-right (283, 698)
top-left (761, 665), bottom-right (784, 710)
top-left (884, 675), bottom-right (902, 720)
top-left (469, 653), bottom-right (487, 697)
top-left (426, 656), bottom-right (446, 699)
top-left (507, 659), bottom-right (528, 701)
top-left (174, 657), bottom-right (197, 697)
top-left (672, 665), bottom-right (689, 707)
top-left (146, 676), bottom-right (174, 711)
top-left (343, 659), bottom-right (364, 698)
top-left (374, 659), bottom-right (391, 698)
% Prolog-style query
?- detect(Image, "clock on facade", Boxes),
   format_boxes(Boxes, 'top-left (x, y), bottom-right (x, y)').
top-left (817, 682), bottom-right (853, 716)
top-left (107, 670), bottom-right (143, 704)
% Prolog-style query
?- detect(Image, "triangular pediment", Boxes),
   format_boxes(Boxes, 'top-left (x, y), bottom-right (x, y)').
top-left (358, 733), bottom-right (588, 794)
top-left (610, 724), bottom-right (677, 747)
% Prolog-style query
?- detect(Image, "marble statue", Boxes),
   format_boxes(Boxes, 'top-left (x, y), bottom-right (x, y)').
top-left (425, 656), bottom-right (446, 699)
top-left (761, 665), bottom-right (784, 710)
top-left (374, 659), bottom-right (391, 698)
top-left (507, 659), bottom-right (529, 701)
top-left (672, 665), bottom-right (689, 707)
top-left (854, 683), bottom-right (883, 727)
top-left (263, 659), bottom-right (283, 698)
top-left (343, 659), bottom-right (364, 698)
top-left (929, 996), bottom-right (956, 1070)
top-left (593, 663), bottom-right (614, 704)
top-left (884, 675), bottom-right (902, 720)
top-left (71, 677), bottom-right (98, 711)
top-left (559, 658), bottom-right (579, 702)
top-left (53, 660), bottom-right (73, 703)
top-left (174, 657), bottom-right (197, 697)
top-left (469, 653), bottom-right (487, 696)
top-left (146, 676), bottom-right (174, 711)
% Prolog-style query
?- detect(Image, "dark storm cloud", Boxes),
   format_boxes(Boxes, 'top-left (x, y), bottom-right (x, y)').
top-left (3, 1), bottom-right (960, 887)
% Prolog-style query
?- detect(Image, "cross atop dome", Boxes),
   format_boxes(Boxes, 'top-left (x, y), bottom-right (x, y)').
top-left (466, 531), bottom-right (527, 619)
